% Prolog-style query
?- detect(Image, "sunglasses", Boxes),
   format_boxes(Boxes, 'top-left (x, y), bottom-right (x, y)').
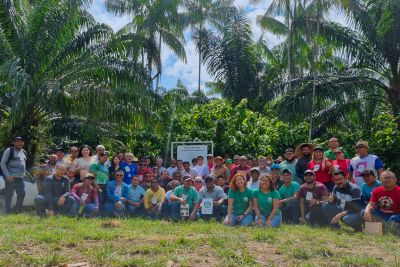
top-left (334, 151), bottom-right (342, 155)
top-left (116, 174), bottom-right (124, 177)
top-left (195, 180), bottom-right (202, 183)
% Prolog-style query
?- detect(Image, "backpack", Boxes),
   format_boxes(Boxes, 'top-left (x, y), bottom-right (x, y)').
top-left (0, 147), bottom-right (27, 176)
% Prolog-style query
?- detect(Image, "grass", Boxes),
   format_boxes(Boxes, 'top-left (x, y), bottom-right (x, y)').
top-left (0, 215), bottom-right (399, 266)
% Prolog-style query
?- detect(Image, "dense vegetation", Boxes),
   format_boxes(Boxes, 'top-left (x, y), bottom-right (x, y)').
top-left (0, 0), bottom-right (399, 173)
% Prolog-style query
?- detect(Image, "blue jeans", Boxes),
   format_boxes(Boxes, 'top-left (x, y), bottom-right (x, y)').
top-left (161, 201), bottom-right (172, 219)
top-left (104, 201), bottom-right (126, 217)
top-left (322, 203), bottom-right (362, 230)
top-left (3, 177), bottom-right (25, 213)
top-left (256, 213), bottom-right (282, 227)
top-left (170, 201), bottom-right (195, 220)
top-left (126, 204), bottom-right (144, 217)
top-left (226, 213), bottom-right (253, 226)
top-left (200, 204), bottom-right (227, 221)
top-left (72, 201), bottom-right (98, 217)
top-left (371, 208), bottom-right (400, 224)
top-left (35, 195), bottom-right (75, 216)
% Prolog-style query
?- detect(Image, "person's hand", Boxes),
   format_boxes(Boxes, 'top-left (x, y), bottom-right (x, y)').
top-left (115, 202), bottom-right (123, 209)
top-left (189, 212), bottom-right (196, 221)
top-left (93, 207), bottom-right (99, 213)
top-left (6, 176), bottom-right (14, 182)
top-left (300, 217), bottom-right (307, 224)
top-left (224, 217), bottom-right (231, 225)
top-left (157, 205), bottom-right (162, 212)
top-left (364, 211), bottom-right (372, 222)
top-left (133, 202), bottom-right (140, 207)
top-left (120, 197), bottom-right (126, 202)
top-left (179, 198), bottom-right (186, 205)
top-left (331, 214), bottom-right (341, 224)
top-left (213, 201), bottom-right (221, 207)
top-left (47, 210), bottom-right (54, 217)
top-left (57, 196), bottom-right (65, 206)
top-left (80, 199), bottom-right (85, 205)
top-left (309, 199), bottom-right (318, 206)
top-left (326, 161), bottom-right (332, 168)
top-left (256, 218), bottom-right (263, 225)
top-left (328, 194), bottom-right (335, 204)
top-left (237, 215), bottom-right (244, 222)
top-left (266, 219), bottom-right (272, 227)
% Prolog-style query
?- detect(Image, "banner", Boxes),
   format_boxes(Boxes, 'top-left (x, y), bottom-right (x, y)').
top-left (177, 145), bottom-right (208, 166)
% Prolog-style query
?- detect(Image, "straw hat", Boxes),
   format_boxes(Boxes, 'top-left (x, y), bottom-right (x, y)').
top-left (295, 143), bottom-right (315, 158)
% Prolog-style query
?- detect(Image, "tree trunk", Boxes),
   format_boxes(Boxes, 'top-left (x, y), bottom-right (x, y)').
top-left (387, 84), bottom-right (400, 129)
top-left (155, 32), bottom-right (162, 94)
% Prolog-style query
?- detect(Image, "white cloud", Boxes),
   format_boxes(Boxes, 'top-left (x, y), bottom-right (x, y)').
top-left (88, 0), bottom-right (131, 31)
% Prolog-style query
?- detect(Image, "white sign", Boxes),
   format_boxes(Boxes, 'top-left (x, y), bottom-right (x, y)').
top-left (180, 204), bottom-right (190, 217)
top-left (306, 192), bottom-right (313, 201)
top-left (177, 145), bottom-right (208, 166)
top-left (201, 198), bottom-right (213, 215)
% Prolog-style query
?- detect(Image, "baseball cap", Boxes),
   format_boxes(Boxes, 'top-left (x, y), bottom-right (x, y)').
top-left (85, 173), bottom-right (95, 179)
top-left (304, 169), bottom-right (315, 175)
top-left (225, 159), bottom-right (233, 164)
top-left (271, 164), bottom-right (281, 170)
top-left (282, 169), bottom-right (292, 175)
top-left (183, 175), bottom-right (192, 181)
top-left (250, 167), bottom-right (260, 173)
top-left (360, 169), bottom-right (375, 177)
top-left (205, 176), bottom-right (214, 182)
top-left (14, 136), bottom-right (24, 141)
top-left (314, 146), bottom-right (324, 151)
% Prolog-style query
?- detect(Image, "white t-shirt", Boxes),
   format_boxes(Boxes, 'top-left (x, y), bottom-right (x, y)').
top-left (114, 185), bottom-right (122, 197)
top-left (349, 154), bottom-right (384, 188)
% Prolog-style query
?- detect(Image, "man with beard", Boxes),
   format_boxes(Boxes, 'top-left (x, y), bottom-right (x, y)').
top-left (298, 170), bottom-right (329, 226)
top-left (280, 148), bottom-right (299, 183)
top-left (324, 137), bottom-right (350, 160)
top-left (258, 156), bottom-right (271, 176)
top-left (295, 144), bottom-right (314, 183)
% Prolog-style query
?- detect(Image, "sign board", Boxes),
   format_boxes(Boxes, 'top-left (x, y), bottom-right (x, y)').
top-left (201, 198), bottom-right (213, 215)
top-left (177, 145), bottom-right (208, 166)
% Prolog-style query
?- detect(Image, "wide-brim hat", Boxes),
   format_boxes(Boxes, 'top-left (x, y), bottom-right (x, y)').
top-left (295, 143), bottom-right (315, 158)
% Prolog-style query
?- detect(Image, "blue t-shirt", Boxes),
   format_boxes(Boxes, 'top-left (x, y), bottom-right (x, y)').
top-left (361, 180), bottom-right (382, 204)
top-left (120, 162), bottom-right (138, 184)
top-left (127, 184), bottom-right (145, 202)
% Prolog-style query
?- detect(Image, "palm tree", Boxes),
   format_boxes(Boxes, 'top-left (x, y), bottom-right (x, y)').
top-left (0, 0), bottom-right (151, 165)
top-left (181, 0), bottom-right (236, 92)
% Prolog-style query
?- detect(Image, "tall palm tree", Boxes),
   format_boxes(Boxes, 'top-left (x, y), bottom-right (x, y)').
top-left (181, 0), bottom-right (236, 92)
top-left (0, 0), bottom-right (151, 165)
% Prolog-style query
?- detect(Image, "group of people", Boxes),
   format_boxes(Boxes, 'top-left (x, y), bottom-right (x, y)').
top-left (1, 136), bottom-right (399, 232)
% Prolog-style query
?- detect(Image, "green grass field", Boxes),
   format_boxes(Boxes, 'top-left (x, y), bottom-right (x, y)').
top-left (0, 215), bottom-right (399, 267)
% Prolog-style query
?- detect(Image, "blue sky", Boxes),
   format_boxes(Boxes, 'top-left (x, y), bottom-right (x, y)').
top-left (89, 0), bottom-right (346, 92)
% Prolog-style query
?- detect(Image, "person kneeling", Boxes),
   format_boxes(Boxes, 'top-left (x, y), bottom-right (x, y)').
top-left (199, 176), bottom-right (226, 221)
top-left (169, 175), bottom-right (199, 221)
top-left (322, 170), bottom-right (363, 231)
top-left (253, 175), bottom-right (282, 227)
top-left (71, 173), bottom-right (99, 218)
top-left (104, 170), bottom-right (129, 217)
top-left (35, 164), bottom-right (75, 217)
top-left (224, 174), bottom-right (253, 226)
top-left (144, 179), bottom-right (165, 220)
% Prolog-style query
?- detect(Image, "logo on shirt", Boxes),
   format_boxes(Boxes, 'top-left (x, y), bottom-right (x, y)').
top-left (378, 196), bottom-right (393, 209)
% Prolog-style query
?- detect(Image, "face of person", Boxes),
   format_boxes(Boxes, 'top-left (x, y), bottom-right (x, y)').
top-left (304, 173), bottom-right (315, 184)
top-left (156, 158), bottom-right (163, 166)
top-left (14, 139), bottom-right (24, 149)
top-left (271, 169), bottom-right (280, 178)
top-left (233, 156), bottom-right (240, 165)
top-left (170, 159), bottom-right (176, 167)
top-left (113, 156), bottom-right (120, 165)
top-left (266, 160), bottom-right (272, 167)
top-left (56, 151), bottom-right (64, 160)
top-left (84, 177), bottom-right (93, 186)
top-left (177, 161), bottom-right (183, 169)
top-left (153, 166), bottom-right (159, 176)
top-left (151, 180), bottom-right (159, 190)
top-left (115, 172), bottom-right (124, 182)
top-left (329, 138), bottom-right (339, 149)
top-left (334, 149), bottom-right (344, 159)
top-left (183, 163), bottom-right (190, 172)
top-left (96, 147), bottom-right (105, 155)
top-left (173, 172), bottom-right (181, 181)
top-left (215, 159), bottom-right (222, 166)
top-left (70, 147), bottom-right (78, 157)
top-left (99, 155), bottom-right (108, 164)
top-left (145, 173), bottom-right (152, 182)
top-left (285, 151), bottom-right (294, 161)
top-left (48, 155), bottom-right (58, 165)
top-left (146, 158), bottom-right (151, 165)
top-left (82, 147), bottom-right (90, 157)
top-left (125, 155), bottom-right (133, 163)
top-left (302, 147), bottom-right (311, 156)
top-left (313, 150), bottom-right (323, 160)
top-left (132, 176), bottom-right (140, 186)
top-left (55, 166), bottom-right (67, 178)
top-left (205, 179), bottom-right (214, 189)
top-left (239, 158), bottom-right (247, 167)
top-left (161, 172), bottom-right (169, 180)
top-left (260, 177), bottom-right (270, 191)
top-left (217, 178), bottom-right (225, 187)
top-left (194, 179), bottom-right (203, 188)
top-left (118, 153), bottom-right (125, 161)
top-left (197, 158), bottom-right (204, 165)
top-left (67, 170), bottom-right (75, 178)
top-left (381, 173), bottom-right (397, 188)
top-left (139, 162), bottom-right (147, 170)
top-left (207, 157), bottom-right (213, 163)
top-left (250, 171), bottom-right (260, 180)
top-left (334, 174), bottom-right (346, 188)
top-left (183, 179), bottom-right (192, 188)
top-left (235, 176), bottom-right (245, 188)
top-left (247, 160), bottom-right (253, 166)
top-left (282, 172), bottom-right (292, 183)
top-left (356, 146), bottom-right (368, 156)
top-left (258, 158), bottom-right (266, 167)
top-left (362, 174), bottom-right (376, 185)
top-left (226, 163), bottom-right (232, 169)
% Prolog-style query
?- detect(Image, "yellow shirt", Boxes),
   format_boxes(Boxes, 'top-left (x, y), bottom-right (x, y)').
top-left (144, 187), bottom-right (166, 209)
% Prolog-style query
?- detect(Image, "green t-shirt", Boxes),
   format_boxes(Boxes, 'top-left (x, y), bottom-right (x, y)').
top-left (173, 185), bottom-right (199, 209)
top-left (228, 188), bottom-right (253, 215)
top-left (279, 160), bottom-right (299, 183)
top-left (253, 189), bottom-right (281, 217)
top-left (89, 162), bottom-right (109, 185)
top-left (324, 149), bottom-right (350, 160)
top-left (279, 181), bottom-right (300, 199)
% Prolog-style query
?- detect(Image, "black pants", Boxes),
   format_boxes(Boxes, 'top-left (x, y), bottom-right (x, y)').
top-left (4, 177), bottom-right (25, 213)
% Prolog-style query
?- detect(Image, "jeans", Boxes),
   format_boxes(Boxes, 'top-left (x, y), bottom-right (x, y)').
top-left (146, 208), bottom-right (162, 220)
top-left (126, 204), bottom-right (144, 217)
top-left (256, 213), bottom-right (282, 227)
top-left (4, 177), bottom-right (25, 213)
top-left (200, 204), bottom-right (227, 221)
top-left (72, 201), bottom-right (98, 218)
top-left (170, 201), bottom-right (195, 220)
top-left (281, 199), bottom-right (300, 224)
top-left (370, 208), bottom-right (400, 224)
top-left (304, 204), bottom-right (329, 226)
top-left (226, 213), bottom-right (253, 226)
top-left (161, 201), bottom-right (172, 219)
top-left (322, 203), bottom-right (362, 230)
top-left (35, 195), bottom-right (75, 216)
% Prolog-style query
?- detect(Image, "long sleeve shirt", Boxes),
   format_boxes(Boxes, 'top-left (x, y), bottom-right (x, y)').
top-left (0, 147), bottom-right (26, 177)
top-left (71, 183), bottom-right (99, 208)
top-left (42, 175), bottom-right (71, 210)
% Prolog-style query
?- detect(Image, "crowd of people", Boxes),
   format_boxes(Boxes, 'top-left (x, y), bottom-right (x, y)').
top-left (1, 136), bottom-right (399, 232)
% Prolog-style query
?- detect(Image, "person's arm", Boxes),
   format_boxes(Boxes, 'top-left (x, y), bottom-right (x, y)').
top-left (253, 197), bottom-right (262, 225)
top-left (106, 183), bottom-right (119, 202)
top-left (224, 198), bottom-right (234, 225)
top-left (346, 187), bottom-right (362, 213)
top-left (363, 202), bottom-right (376, 221)
top-left (157, 189), bottom-right (166, 209)
top-left (348, 163), bottom-right (354, 182)
top-left (0, 148), bottom-right (12, 178)
top-left (266, 198), bottom-right (280, 226)
top-left (143, 191), bottom-right (150, 210)
top-left (375, 158), bottom-right (384, 178)
top-left (70, 184), bottom-right (80, 201)
top-left (43, 179), bottom-right (54, 210)
top-left (299, 198), bottom-right (306, 224)
top-left (190, 201), bottom-right (199, 221)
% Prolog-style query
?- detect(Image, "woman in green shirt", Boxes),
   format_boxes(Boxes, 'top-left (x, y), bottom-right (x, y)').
top-left (224, 174), bottom-right (253, 226)
top-left (253, 175), bottom-right (282, 227)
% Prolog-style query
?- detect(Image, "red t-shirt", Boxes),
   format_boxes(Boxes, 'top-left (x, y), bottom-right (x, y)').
top-left (332, 159), bottom-right (350, 177)
top-left (229, 165), bottom-right (251, 181)
top-left (370, 186), bottom-right (400, 214)
top-left (308, 160), bottom-right (332, 184)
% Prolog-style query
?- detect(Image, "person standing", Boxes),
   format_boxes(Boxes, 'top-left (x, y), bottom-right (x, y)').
top-left (280, 148), bottom-right (299, 183)
top-left (324, 137), bottom-right (350, 160)
top-left (89, 153), bottom-right (109, 213)
top-left (295, 143), bottom-right (314, 183)
top-left (331, 147), bottom-right (351, 178)
top-left (349, 141), bottom-right (384, 188)
top-left (308, 146), bottom-right (333, 192)
top-left (1, 136), bottom-right (27, 214)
